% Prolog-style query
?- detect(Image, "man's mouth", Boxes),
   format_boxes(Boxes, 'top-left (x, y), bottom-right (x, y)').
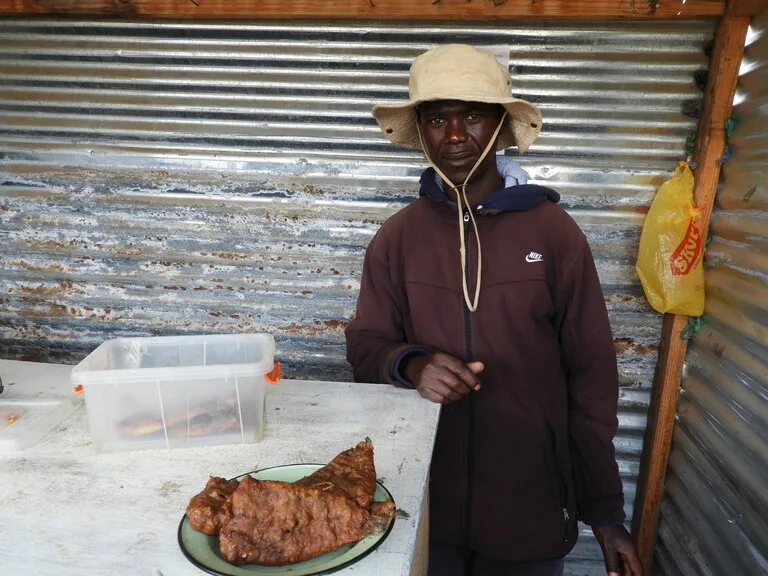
top-left (442, 150), bottom-right (476, 165)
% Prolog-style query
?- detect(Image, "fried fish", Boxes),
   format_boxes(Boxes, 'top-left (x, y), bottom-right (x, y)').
top-left (185, 476), bottom-right (240, 535)
top-left (295, 438), bottom-right (377, 509)
top-left (219, 476), bottom-right (373, 566)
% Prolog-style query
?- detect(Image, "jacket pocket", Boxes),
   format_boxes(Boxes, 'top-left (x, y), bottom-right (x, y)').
top-left (544, 419), bottom-right (573, 543)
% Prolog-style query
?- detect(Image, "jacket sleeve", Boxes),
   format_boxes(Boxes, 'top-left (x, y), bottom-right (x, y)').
top-left (559, 238), bottom-right (625, 526)
top-left (345, 233), bottom-right (431, 385)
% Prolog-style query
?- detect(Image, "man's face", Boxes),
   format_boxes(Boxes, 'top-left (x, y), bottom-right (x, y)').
top-left (417, 100), bottom-right (503, 186)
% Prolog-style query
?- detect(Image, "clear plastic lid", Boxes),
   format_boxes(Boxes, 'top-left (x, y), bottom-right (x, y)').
top-left (0, 398), bottom-right (82, 453)
top-left (71, 333), bottom-right (276, 386)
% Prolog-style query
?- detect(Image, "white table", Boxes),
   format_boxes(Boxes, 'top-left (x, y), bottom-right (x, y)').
top-left (0, 360), bottom-right (439, 576)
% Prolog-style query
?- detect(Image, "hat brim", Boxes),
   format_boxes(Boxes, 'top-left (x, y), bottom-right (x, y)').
top-left (372, 97), bottom-right (542, 153)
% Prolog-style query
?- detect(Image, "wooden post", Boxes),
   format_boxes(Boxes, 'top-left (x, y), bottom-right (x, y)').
top-left (631, 5), bottom-right (750, 571)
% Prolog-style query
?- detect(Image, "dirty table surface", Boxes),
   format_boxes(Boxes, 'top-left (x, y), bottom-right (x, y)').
top-left (0, 359), bottom-right (440, 576)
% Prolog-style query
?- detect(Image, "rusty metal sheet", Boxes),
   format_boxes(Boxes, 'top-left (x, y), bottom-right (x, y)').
top-left (0, 18), bottom-right (716, 574)
top-left (656, 10), bottom-right (768, 576)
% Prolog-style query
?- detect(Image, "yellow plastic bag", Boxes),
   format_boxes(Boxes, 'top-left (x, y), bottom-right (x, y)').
top-left (636, 161), bottom-right (705, 316)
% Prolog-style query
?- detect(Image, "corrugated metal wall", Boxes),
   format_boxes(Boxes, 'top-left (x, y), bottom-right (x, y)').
top-left (0, 19), bottom-right (714, 574)
top-left (654, 10), bottom-right (768, 576)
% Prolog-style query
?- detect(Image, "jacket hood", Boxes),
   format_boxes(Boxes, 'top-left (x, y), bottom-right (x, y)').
top-left (418, 156), bottom-right (560, 214)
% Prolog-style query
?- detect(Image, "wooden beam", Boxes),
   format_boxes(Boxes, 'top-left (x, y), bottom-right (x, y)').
top-left (632, 314), bottom-right (689, 570)
top-left (729, 0), bottom-right (768, 16)
top-left (0, 0), bottom-right (727, 20)
top-left (632, 8), bottom-right (750, 572)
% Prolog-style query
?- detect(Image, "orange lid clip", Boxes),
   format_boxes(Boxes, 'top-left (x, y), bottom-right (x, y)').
top-left (72, 384), bottom-right (84, 395)
top-left (265, 362), bottom-right (282, 385)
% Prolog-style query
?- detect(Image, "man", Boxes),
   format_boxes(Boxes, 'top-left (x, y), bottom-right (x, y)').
top-left (345, 44), bottom-right (642, 576)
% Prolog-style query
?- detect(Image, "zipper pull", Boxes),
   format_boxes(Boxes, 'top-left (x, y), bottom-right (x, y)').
top-left (562, 508), bottom-right (570, 543)
top-left (463, 210), bottom-right (470, 224)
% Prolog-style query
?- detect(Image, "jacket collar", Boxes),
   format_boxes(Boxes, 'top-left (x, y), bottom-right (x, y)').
top-left (418, 156), bottom-right (560, 215)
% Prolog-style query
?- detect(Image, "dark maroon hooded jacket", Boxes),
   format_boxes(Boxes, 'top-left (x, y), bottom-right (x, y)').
top-left (345, 167), bottom-right (625, 561)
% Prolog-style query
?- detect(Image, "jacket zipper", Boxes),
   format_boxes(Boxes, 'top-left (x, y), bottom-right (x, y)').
top-left (550, 423), bottom-right (571, 544)
top-left (560, 469), bottom-right (570, 544)
top-left (461, 208), bottom-right (475, 548)
top-left (546, 419), bottom-right (571, 544)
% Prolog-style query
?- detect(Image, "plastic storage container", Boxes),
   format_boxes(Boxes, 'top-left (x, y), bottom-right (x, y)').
top-left (70, 333), bottom-right (276, 453)
top-left (0, 398), bottom-right (82, 453)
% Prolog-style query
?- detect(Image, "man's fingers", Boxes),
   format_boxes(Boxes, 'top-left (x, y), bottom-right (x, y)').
top-left (604, 546), bottom-right (621, 576)
top-left (425, 379), bottom-right (465, 404)
top-left (439, 371), bottom-right (475, 395)
top-left (619, 546), bottom-right (644, 576)
top-left (415, 354), bottom-right (482, 400)
top-left (436, 375), bottom-right (472, 400)
top-left (418, 384), bottom-right (452, 405)
top-left (441, 358), bottom-right (482, 390)
top-left (430, 353), bottom-right (483, 390)
top-left (424, 362), bottom-right (474, 395)
top-left (466, 361), bottom-right (484, 374)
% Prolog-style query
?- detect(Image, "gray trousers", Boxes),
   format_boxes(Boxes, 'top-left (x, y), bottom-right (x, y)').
top-left (429, 541), bottom-right (566, 576)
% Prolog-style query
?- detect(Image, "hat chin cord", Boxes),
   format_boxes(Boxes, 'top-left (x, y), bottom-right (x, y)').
top-left (416, 112), bottom-right (508, 312)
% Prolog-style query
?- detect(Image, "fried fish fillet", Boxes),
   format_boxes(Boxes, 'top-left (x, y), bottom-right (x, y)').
top-left (295, 438), bottom-right (377, 509)
top-left (369, 499), bottom-right (396, 519)
top-left (219, 476), bottom-right (373, 566)
top-left (185, 476), bottom-right (239, 535)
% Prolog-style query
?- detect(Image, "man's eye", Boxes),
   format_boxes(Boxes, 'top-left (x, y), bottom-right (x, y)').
top-left (467, 113), bottom-right (481, 121)
top-left (429, 118), bottom-right (445, 126)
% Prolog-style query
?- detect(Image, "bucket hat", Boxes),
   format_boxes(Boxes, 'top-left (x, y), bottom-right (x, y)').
top-left (372, 44), bottom-right (542, 152)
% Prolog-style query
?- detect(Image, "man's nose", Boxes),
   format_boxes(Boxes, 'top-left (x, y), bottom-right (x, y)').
top-left (446, 118), bottom-right (468, 144)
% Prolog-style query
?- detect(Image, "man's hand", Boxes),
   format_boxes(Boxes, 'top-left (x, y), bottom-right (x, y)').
top-left (592, 525), bottom-right (643, 576)
top-left (402, 352), bottom-right (483, 405)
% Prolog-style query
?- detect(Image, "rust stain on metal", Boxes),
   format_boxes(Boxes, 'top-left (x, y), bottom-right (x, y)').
top-left (16, 281), bottom-right (85, 296)
top-left (302, 185), bottom-right (327, 196)
top-left (211, 252), bottom-right (248, 261)
top-left (19, 302), bottom-right (67, 318)
top-left (16, 260), bottom-right (66, 273)
top-left (280, 319), bottom-right (349, 335)
top-left (614, 337), bottom-right (658, 356)
top-left (27, 239), bottom-right (87, 250)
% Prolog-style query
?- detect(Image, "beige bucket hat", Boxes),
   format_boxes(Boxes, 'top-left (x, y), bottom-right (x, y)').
top-left (372, 44), bottom-right (542, 152)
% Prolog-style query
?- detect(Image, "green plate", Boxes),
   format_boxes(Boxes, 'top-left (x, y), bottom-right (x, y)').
top-left (178, 464), bottom-right (396, 576)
